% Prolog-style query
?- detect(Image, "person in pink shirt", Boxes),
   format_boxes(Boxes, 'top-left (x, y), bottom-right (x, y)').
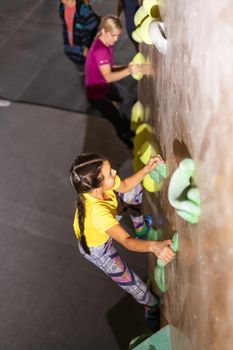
top-left (85, 15), bottom-right (150, 148)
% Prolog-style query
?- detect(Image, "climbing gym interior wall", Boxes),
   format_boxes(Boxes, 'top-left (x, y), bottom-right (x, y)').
top-left (134, 0), bottom-right (233, 349)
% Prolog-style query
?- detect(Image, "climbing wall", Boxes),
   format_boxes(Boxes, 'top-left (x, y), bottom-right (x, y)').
top-left (138, 0), bottom-right (233, 349)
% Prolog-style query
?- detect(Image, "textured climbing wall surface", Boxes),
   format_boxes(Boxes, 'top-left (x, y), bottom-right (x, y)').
top-left (139, 0), bottom-right (233, 349)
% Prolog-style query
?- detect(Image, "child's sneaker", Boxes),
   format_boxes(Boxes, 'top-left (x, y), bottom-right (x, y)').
top-left (144, 214), bottom-right (153, 227)
top-left (144, 295), bottom-right (161, 332)
top-left (135, 215), bottom-right (153, 239)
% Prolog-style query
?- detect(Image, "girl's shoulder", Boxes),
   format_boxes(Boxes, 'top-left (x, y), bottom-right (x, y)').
top-left (88, 201), bottom-right (114, 226)
top-left (112, 175), bottom-right (121, 191)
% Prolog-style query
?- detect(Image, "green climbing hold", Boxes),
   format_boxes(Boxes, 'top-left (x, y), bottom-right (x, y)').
top-left (187, 187), bottom-right (201, 206)
top-left (155, 233), bottom-right (179, 292)
top-left (168, 158), bottom-right (201, 224)
top-left (176, 209), bottom-right (199, 224)
top-left (154, 265), bottom-right (167, 293)
top-left (147, 227), bottom-right (160, 241)
top-left (157, 232), bottom-right (179, 267)
top-left (149, 163), bottom-right (168, 184)
top-left (171, 232), bottom-right (179, 253)
top-left (129, 324), bottom-right (193, 350)
top-left (150, 169), bottom-right (161, 184)
top-left (129, 333), bottom-right (152, 350)
top-left (156, 163), bottom-right (168, 179)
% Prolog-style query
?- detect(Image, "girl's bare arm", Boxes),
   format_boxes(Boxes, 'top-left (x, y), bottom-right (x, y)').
top-left (116, 155), bottom-right (164, 193)
top-left (106, 224), bottom-right (175, 264)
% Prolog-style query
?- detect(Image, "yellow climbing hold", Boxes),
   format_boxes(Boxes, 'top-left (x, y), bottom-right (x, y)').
top-left (131, 101), bottom-right (144, 131)
top-left (131, 29), bottom-right (143, 43)
top-left (138, 141), bottom-right (158, 164)
top-left (143, 0), bottom-right (160, 19)
top-left (138, 16), bottom-right (153, 45)
top-left (134, 6), bottom-right (148, 27)
top-left (143, 173), bottom-right (163, 192)
top-left (133, 123), bottom-right (152, 151)
top-left (135, 122), bottom-right (152, 135)
top-left (131, 52), bottom-right (146, 80)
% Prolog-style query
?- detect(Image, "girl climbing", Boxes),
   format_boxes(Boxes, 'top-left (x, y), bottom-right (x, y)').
top-left (70, 152), bottom-right (175, 329)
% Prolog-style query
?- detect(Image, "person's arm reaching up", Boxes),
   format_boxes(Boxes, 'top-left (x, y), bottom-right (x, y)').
top-left (116, 155), bottom-right (164, 193)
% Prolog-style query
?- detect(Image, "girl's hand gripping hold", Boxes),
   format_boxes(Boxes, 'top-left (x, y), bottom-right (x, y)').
top-left (149, 240), bottom-right (176, 264)
top-left (145, 155), bottom-right (164, 174)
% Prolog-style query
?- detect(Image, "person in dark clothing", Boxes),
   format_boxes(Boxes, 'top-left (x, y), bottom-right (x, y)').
top-left (59, 0), bottom-right (100, 67)
top-left (117, 0), bottom-right (139, 48)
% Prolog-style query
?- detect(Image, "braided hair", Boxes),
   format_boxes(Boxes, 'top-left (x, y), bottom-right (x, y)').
top-left (70, 153), bottom-right (106, 254)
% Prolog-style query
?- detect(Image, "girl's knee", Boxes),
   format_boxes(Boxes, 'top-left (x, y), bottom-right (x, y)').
top-left (122, 184), bottom-right (143, 205)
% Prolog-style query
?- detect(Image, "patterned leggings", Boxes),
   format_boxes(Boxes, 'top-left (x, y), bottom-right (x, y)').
top-left (78, 184), bottom-right (156, 307)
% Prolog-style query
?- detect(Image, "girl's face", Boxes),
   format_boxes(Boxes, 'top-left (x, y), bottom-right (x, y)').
top-left (102, 28), bottom-right (122, 46)
top-left (101, 160), bottom-right (117, 191)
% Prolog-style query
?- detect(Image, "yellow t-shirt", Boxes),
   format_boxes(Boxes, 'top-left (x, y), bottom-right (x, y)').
top-left (73, 175), bottom-right (121, 247)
